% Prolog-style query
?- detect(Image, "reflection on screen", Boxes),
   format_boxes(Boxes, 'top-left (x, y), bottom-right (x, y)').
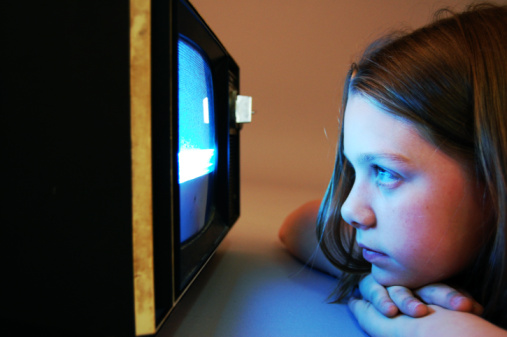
top-left (177, 36), bottom-right (216, 243)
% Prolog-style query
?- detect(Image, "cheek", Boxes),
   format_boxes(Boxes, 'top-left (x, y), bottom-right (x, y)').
top-left (387, 186), bottom-right (467, 247)
top-left (381, 195), bottom-right (480, 282)
top-left (384, 203), bottom-right (435, 259)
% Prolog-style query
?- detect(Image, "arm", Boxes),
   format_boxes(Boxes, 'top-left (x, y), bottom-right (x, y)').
top-left (278, 200), bottom-right (342, 277)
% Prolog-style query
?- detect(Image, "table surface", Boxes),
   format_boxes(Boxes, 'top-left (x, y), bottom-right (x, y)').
top-left (159, 181), bottom-right (368, 337)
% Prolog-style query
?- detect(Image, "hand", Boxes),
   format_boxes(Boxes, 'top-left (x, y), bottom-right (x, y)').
top-left (358, 274), bottom-right (483, 318)
top-left (348, 300), bottom-right (506, 337)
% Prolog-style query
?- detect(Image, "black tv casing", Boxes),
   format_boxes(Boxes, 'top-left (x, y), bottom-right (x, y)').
top-left (1, 0), bottom-right (241, 335)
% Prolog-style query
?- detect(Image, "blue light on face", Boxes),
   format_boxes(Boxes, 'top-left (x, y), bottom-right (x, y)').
top-left (178, 37), bottom-right (216, 184)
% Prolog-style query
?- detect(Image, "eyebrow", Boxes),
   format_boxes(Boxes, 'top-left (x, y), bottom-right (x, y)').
top-left (346, 152), bottom-right (412, 165)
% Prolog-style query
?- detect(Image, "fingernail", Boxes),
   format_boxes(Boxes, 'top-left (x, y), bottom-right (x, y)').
top-left (451, 295), bottom-right (465, 307)
top-left (409, 300), bottom-right (419, 311)
top-left (402, 298), bottom-right (425, 316)
top-left (383, 302), bottom-right (397, 316)
top-left (407, 300), bottom-right (420, 313)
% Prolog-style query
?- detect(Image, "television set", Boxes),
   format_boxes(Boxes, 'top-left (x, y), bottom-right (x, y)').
top-left (0, 0), bottom-right (251, 335)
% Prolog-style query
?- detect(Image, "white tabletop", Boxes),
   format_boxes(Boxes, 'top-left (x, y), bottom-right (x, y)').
top-left (159, 181), bottom-right (368, 337)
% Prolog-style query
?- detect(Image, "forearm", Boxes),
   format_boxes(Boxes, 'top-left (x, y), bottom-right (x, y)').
top-left (279, 200), bottom-right (341, 277)
top-left (414, 307), bottom-right (507, 337)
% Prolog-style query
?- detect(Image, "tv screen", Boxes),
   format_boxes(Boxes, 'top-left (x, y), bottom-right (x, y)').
top-left (178, 36), bottom-right (217, 243)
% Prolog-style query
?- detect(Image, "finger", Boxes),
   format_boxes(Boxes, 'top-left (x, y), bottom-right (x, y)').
top-left (387, 286), bottom-right (429, 317)
top-left (414, 284), bottom-right (484, 315)
top-left (471, 301), bottom-right (484, 315)
top-left (348, 297), bottom-right (401, 337)
top-left (359, 274), bottom-right (398, 317)
top-left (348, 297), bottom-right (385, 337)
top-left (450, 290), bottom-right (484, 315)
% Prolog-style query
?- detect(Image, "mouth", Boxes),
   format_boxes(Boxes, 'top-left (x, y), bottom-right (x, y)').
top-left (357, 243), bottom-right (388, 263)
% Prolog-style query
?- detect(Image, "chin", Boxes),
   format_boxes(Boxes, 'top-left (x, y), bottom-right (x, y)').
top-left (371, 267), bottom-right (427, 289)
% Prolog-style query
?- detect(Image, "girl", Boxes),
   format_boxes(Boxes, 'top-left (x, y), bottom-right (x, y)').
top-left (279, 4), bottom-right (507, 336)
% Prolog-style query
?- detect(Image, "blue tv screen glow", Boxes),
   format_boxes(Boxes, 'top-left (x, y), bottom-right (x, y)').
top-left (178, 36), bottom-right (216, 243)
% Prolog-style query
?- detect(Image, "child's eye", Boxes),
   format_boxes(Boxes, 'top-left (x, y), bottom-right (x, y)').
top-left (372, 165), bottom-right (401, 188)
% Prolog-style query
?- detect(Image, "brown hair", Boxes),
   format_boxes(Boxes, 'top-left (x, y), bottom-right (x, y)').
top-left (316, 3), bottom-right (507, 327)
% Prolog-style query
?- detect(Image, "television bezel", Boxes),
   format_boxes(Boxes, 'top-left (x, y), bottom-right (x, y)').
top-left (151, 0), bottom-right (241, 326)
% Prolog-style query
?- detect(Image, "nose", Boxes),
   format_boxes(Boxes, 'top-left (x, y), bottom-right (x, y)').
top-left (340, 182), bottom-right (376, 230)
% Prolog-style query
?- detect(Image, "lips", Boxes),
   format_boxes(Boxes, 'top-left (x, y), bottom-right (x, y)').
top-left (357, 243), bottom-right (388, 263)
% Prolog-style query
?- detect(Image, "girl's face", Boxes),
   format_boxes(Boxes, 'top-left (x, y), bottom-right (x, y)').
top-left (341, 94), bottom-right (487, 288)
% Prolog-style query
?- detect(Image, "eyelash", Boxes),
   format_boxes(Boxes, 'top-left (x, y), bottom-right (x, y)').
top-left (372, 164), bottom-right (401, 188)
